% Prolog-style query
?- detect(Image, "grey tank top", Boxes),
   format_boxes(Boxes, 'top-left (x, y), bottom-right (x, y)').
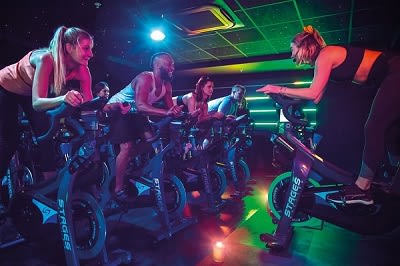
top-left (107, 71), bottom-right (166, 112)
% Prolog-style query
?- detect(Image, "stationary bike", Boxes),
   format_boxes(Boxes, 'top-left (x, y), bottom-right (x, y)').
top-left (165, 116), bottom-right (228, 213)
top-left (0, 115), bottom-right (37, 249)
top-left (1, 116), bottom-right (38, 204)
top-left (94, 112), bottom-right (196, 242)
top-left (8, 98), bottom-right (129, 265)
top-left (260, 94), bottom-right (400, 251)
top-left (211, 115), bottom-right (251, 194)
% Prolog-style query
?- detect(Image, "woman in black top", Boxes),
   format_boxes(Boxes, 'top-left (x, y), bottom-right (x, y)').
top-left (173, 76), bottom-right (215, 122)
top-left (257, 25), bottom-right (400, 205)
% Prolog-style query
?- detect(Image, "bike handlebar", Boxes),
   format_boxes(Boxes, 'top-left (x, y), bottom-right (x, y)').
top-left (268, 94), bottom-right (309, 127)
top-left (149, 111), bottom-right (192, 130)
top-left (36, 96), bottom-right (108, 143)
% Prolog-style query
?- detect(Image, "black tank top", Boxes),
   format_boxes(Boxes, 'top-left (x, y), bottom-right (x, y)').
top-left (176, 95), bottom-right (189, 113)
top-left (330, 46), bottom-right (365, 82)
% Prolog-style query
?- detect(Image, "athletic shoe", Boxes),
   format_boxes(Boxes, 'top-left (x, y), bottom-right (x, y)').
top-left (326, 185), bottom-right (374, 205)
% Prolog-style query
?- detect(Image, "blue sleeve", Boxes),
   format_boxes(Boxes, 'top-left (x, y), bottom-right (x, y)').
top-left (218, 97), bottom-right (233, 115)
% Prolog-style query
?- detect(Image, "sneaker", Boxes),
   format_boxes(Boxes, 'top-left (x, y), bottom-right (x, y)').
top-left (326, 185), bottom-right (374, 205)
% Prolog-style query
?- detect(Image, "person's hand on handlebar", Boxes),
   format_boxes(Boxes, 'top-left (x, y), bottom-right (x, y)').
top-left (119, 102), bottom-right (131, 114)
top-left (224, 115), bottom-right (236, 123)
top-left (103, 102), bottom-right (131, 114)
top-left (167, 105), bottom-right (183, 117)
top-left (189, 108), bottom-right (201, 117)
top-left (256, 84), bottom-right (283, 95)
top-left (63, 90), bottom-right (84, 106)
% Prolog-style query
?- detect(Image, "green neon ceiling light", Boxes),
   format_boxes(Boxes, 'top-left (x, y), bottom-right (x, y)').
top-left (249, 110), bottom-right (276, 113)
top-left (246, 96), bottom-right (270, 101)
top-left (292, 81), bottom-right (312, 85)
top-left (254, 122), bottom-right (317, 126)
top-left (249, 108), bottom-right (316, 113)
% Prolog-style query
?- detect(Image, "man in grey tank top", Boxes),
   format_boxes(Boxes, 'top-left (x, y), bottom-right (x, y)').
top-left (103, 52), bottom-right (183, 201)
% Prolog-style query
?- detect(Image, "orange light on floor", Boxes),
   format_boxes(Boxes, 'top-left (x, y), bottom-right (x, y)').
top-left (213, 241), bottom-right (225, 263)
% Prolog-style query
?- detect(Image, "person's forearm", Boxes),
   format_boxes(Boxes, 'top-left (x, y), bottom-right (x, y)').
top-left (137, 103), bottom-right (168, 116)
top-left (212, 112), bottom-right (225, 119)
top-left (279, 86), bottom-right (318, 101)
top-left (103, 103), bottom-right (119, 112)
top-left (198, 112), bottom-right (209, 121)
top-left (32, 95), bottom-right (65, 111)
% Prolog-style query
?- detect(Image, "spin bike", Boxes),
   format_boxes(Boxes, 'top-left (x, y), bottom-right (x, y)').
top-left (0, 115), bottom-right (37, 249)
top-left (61, 108), bottom-right (197, 241)
top-left (1, 117), bottom-right (37, 204)
top-left (211, 114), bottom-right (251, 194)
top-left (165, 116), bottom-right (228, 213)
top-left (260, 94), bottom-right (400, 251)
top-left (9, 97), bottom-right (131, 265)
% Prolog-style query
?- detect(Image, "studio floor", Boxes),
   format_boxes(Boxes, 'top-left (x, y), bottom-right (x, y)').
top-left (1, 169), bottom-right (399, 266)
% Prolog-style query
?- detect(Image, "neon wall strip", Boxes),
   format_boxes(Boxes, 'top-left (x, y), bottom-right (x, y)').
top-left (249, 108), bottom-right (316, 113)
top-left (254, 122), bottom-right (317, 126)
top-left (246, 96), bottom-right (270, 101)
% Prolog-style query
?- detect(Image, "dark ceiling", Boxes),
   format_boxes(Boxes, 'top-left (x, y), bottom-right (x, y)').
top-left (1, 0), bottom-right (399, 80)
top-left (94, 0), bottom-right (400, 76)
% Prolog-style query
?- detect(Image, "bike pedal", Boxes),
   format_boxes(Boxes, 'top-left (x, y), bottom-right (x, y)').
top-left (259, 232), bottom-right (288, 250)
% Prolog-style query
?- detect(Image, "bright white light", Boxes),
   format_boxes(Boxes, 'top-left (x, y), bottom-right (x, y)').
top-left (150, 30), bottom-right (165, 41)
top-left (215, 241), bottom-right (224, 248)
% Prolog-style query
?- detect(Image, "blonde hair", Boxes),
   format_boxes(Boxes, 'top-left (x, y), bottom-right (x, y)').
top-left (48, 26), bottom-right (93, 95)
top-left (291, 25), bottom-right (326, 65)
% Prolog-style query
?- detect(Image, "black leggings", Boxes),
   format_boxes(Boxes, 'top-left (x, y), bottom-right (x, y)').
top-left (0, 87), bottom-right (56, 178)
top-left (361, 56), bottom-right (400, 179)
top-left (0, 87), bottom-right (33, 177)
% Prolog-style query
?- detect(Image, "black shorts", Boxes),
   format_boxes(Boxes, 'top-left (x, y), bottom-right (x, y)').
top-left (108, 112), bottom-right (153, 144)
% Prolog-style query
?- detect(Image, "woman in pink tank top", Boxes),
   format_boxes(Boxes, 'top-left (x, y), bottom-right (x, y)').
top-left (0, 26), bottom-right (94, 184)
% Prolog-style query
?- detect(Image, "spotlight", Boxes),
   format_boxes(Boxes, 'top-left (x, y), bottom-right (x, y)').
top-left (150, 30), bottom-right (165, 41)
